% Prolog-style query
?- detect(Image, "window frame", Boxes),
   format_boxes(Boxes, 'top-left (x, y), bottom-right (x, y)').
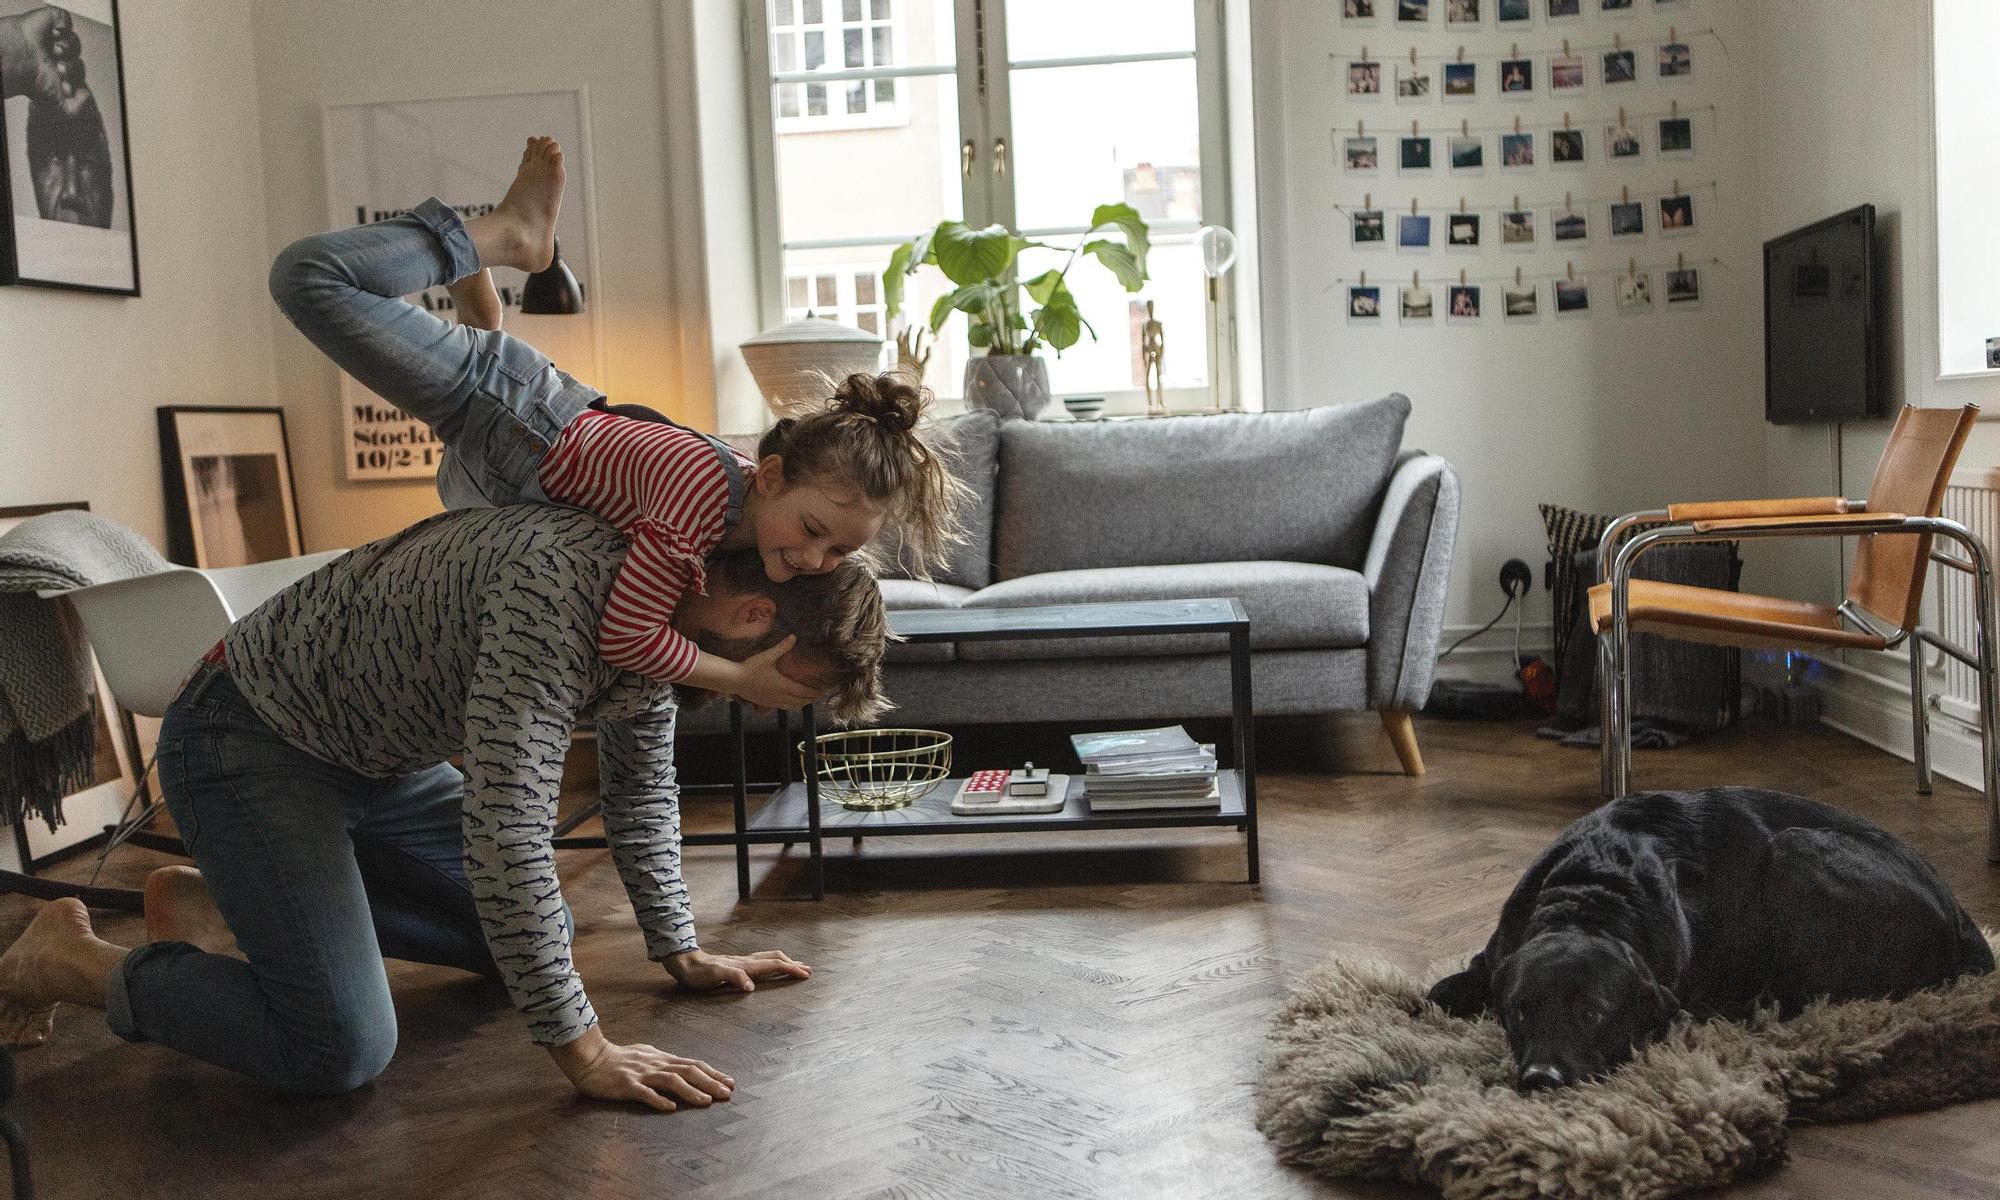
top-left (744, 0), bottom-right (1242, 411)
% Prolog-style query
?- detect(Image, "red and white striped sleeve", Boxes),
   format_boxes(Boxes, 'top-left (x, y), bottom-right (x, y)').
top-left (537, 410), bottom-right (736, 682)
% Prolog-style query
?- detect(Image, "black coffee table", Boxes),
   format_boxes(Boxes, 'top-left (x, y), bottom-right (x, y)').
top-left (715, 598), bottom-right (1260, 899)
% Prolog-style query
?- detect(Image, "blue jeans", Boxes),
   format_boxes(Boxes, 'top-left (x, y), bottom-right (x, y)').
top-left (268, 197), bottom-right (600, 508)
top-left (110, 664), bottom-right (516, 1095)
top-left (269, 197), bottom-right (749, 520)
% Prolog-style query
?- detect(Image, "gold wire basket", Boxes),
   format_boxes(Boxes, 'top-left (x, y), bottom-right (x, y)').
top-left (799, 728), bottom-right (953, 811)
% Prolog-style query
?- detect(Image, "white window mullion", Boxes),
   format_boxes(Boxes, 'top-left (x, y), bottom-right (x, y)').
top-left (953, 0), bottom-right (994, 229)
top-left (977, 0), bottom-right (1017, 233)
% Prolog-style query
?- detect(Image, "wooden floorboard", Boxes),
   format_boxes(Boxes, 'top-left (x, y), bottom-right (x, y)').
top-left (15, 712), bottom-right (2000, 1199)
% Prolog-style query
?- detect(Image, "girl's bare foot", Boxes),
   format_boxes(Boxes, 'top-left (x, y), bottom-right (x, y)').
top-left (465, 136), bottom-right (565, 274)
top-left (446, 268), bottom-right (505, 331)
top-left (0, 898), bottom-right (117, 1046)
top-left (144, 866), bottom-right (239, 957)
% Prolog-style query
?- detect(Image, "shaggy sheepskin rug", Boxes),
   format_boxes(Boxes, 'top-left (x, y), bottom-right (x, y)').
top-left (1256, 940), bottom-right (2000, 1200)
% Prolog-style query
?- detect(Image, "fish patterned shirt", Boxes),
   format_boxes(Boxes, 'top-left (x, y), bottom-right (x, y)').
top-left (221, 504), bottom-right (697, 1048)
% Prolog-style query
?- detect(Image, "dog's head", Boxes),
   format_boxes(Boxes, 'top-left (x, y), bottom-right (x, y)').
top-left (1490, 931), bottom-right (1679, 1092)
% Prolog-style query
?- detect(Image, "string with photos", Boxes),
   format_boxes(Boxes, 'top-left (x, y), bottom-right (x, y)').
top-left (1328, 178), bottom-right (1719, 218)
top-left (1339, 101), bottom-right (1713, 140)
top-left (1325, 253), bottom-right (1727, 294)
top-left (1326, 23), bottom-right (1727, 66)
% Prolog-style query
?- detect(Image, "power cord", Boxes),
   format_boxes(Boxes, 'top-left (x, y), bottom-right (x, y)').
top-left (1439, 591), bottom-right (1514, 660)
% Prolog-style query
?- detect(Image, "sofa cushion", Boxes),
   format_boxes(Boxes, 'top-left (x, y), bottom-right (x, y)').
top-left (953, 561), bottom-right (1368, 662)
top-left (992, 395), bottom-right (1410, 579)
top-left (871, 410), bottom-right (1000, 588)
top-left (879, 578), bottom-right (972, 663)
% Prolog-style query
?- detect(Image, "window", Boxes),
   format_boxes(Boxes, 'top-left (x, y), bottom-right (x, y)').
top-left (1932, 0), bottom-right (2000, 378)
top-left (784, 265), bottom-right (888, 335)
top-left (747, 0), bottom-right (1237, 409)
top-left (771, 0), bottom-right (906, 129)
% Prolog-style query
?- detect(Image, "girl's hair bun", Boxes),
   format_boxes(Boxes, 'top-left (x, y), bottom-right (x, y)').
top-left (830, 371), bottom-right (923, 434)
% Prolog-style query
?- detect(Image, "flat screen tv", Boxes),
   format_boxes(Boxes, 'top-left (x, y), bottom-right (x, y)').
top-left (1764, 204), bottom-right (1882, 424)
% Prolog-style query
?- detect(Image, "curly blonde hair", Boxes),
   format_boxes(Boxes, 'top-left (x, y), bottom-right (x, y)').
top-left (761, 370), bottom-right (973, 582)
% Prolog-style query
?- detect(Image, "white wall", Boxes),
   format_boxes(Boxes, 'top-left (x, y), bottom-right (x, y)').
top-left (1251, 0), bottom-right (1769, 667)
top-left (249, 0), bottom-right (713, 553)
top-left (0, 0), bottom-right (275, 860)
top-left (1751, 1), bottom-right (2000, 785)
top-left (0, 0), bottom-right (276, 550)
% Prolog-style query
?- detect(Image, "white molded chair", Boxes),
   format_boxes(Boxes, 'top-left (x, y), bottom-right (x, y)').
top-left (11, 550), bottom-right (345, 908)
top-left (38, 551), bottom-right (345, 719)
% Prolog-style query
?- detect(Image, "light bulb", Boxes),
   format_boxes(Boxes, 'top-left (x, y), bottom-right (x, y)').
top-left (1198, 225), bottom-right (1239, 278)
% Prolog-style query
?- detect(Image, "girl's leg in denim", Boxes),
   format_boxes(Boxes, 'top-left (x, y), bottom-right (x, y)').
top-left (112, 670), bottom-right (400, 1095)
top-left (268, 198), bottom-right (598, 506)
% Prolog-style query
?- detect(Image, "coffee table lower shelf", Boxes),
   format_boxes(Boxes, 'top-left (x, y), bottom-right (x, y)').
top-left (737, 771), bottom-right (1256, 897)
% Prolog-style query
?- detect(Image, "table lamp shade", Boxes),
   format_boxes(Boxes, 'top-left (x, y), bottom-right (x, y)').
top-left (520, 236), bottom-right (584, 315)
top-left (739, 317), bottom-right (885, 411)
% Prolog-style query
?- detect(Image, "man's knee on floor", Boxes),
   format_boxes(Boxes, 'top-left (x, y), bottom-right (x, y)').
top-left (273, 1014), bottom-right (399, 1096)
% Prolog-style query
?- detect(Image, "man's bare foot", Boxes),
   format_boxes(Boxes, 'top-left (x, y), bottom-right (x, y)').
top-left (446, 268), bottom-right (505, 332)
top-left (144, 866), bottom-right (238, 957)
top-left (0, 898), bottom-right (111, 1046)
top-left (465, 136), bottom-right (565, 274)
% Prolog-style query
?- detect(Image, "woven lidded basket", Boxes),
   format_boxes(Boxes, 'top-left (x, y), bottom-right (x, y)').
top-left (739, 317), bottom-right (884, 411)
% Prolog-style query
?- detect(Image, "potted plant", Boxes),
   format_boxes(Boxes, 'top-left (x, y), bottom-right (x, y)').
top-left (882, 204), bottom-right (1150, 419)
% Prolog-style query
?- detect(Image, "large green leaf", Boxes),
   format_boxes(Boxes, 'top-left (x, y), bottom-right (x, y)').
top-left (1022, 268), bottom-right (1065, 305)
top-left (928, 281), bottom-right (999, 332)
top-left (1080, 240), bottom-right (1145, 292)
top-left (1033, 274), bottom-right (1083, 351)
top-left (933, 222), bottom-right (1021, 286)
top-left (1089, 202), bottom-right (1151, 268)
top-left (882, 241), bottom-right (914, 318)
top-left (967, 321), bottom-right (994, 348)
top-left (882, 224), bottom-right (943, 318)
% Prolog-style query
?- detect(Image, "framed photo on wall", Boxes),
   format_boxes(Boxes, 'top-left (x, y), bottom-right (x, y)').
top-left (0, 501), bottom-right (139, 873)
top-left (0, 0), bottom-right (140, 294)
top-left (157, 406), bottom-right (305, 569)
top-left (321, 87), bottom-right (604, 482)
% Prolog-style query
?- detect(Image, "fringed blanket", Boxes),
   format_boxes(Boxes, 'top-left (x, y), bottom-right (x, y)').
top-left (0, 511), bottom-right (167, 830)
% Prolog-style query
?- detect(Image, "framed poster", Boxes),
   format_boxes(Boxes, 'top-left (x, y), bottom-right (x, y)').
top-left (321, 88), bottom-right (604, 482)
top-left (0, 501), bottom-right (138, 872)
top-left (0, 0), bottom-right (140, 294)
top-left (157, 406), bottom-right (305, 568)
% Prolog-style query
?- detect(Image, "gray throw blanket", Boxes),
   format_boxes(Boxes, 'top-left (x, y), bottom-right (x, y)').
top-left (0, 511), bottom-right (169, 830)
top-left (1536, 542), bottom-right (1740, 748)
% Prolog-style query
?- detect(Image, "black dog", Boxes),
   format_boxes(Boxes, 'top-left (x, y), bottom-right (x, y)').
top-left (1428, 787), bottom-right (1993, 1092)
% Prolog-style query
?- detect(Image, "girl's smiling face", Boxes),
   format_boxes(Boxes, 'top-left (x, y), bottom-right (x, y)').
top-left (746, 457), bottom-right (885, 582)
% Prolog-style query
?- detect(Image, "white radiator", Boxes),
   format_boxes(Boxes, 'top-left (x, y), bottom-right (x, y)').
top-left (1935, 467), bottom-right (2000, 722)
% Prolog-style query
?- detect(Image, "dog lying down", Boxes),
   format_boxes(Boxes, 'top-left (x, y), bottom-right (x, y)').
top-left (1429, 786), bottom-right (1993, 1092)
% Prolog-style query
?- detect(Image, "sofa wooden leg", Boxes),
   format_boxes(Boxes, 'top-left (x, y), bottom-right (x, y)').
top-left (1380, 709), bottom-right (1425, 776)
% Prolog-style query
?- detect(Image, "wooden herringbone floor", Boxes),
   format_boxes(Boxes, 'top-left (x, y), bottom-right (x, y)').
top-left (18, 713), bottom-right (2000, 1200)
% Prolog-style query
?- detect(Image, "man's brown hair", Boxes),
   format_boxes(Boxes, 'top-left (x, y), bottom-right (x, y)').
top-left (698, 550), bottom-right (891, 725)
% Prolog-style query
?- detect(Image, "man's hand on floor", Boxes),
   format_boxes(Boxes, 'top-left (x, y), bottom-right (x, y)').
top-left (666, 947), bottom-right (813, 993)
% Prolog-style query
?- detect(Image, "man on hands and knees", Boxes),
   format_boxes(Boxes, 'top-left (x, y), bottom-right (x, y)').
top-left (0, 508), bottom-right (887, 1112)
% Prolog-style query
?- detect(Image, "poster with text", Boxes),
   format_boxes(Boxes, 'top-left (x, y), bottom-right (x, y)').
top-left (322, 89), bottom-right (602, 482)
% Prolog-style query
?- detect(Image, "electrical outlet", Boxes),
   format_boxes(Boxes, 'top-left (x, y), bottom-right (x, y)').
top-left (1499, 558), bottom-right (1532, 598)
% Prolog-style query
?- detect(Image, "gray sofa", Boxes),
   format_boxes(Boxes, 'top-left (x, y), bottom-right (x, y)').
top-left (685, 393), bottom-right (1459, 771)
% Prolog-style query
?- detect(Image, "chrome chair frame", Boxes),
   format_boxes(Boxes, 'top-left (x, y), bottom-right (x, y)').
top-left (1593, 508), bottom-right (2000, 862)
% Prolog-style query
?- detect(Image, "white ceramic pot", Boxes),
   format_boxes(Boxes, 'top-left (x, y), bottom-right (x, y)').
top-left (963, 354), bottom-right (1050, 420)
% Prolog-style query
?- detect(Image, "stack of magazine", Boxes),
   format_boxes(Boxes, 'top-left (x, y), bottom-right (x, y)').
top-left (1071, 726), bottom-right (1220, 812)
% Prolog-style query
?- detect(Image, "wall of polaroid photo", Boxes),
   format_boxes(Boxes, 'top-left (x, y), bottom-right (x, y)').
top-left (0, 0), bottom-right (277, 558)
top-left (1254, 0), bottom-right (1766, 669)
